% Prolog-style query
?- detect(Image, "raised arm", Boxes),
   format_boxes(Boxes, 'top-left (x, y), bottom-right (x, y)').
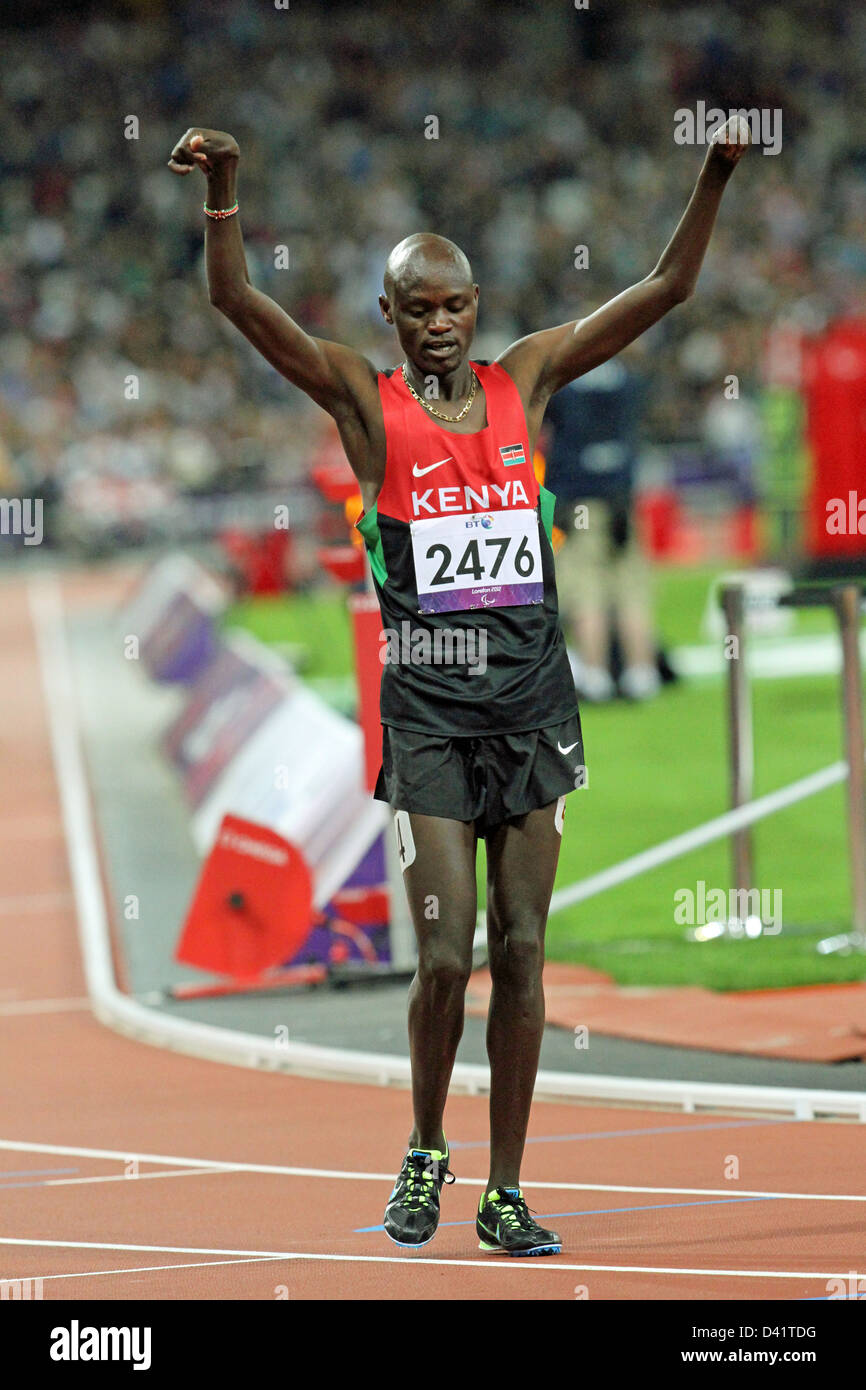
top-left (167, 128), bottom-right (379, 426)
top-left (499, 115), bottom-right (751, 420)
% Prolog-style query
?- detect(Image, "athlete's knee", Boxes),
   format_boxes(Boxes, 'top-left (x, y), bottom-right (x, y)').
top-left (416, 943), bottom-right (473, 995)
top-left (488, 928), bottom-right (544, 989)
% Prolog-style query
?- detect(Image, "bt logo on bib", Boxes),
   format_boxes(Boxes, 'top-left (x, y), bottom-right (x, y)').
top-left (464, 514), bottom-right (494, 530)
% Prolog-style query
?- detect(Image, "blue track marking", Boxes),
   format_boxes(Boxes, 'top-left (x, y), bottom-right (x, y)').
top-left (446, 1118), bottom-right (793, 1151)
top-left (0, 1168), bottom-right (78, 1178)
top-left (0, 1168), bottom-right (79, 1189)
top-left (354, 1192), bottom-right (779, 1234)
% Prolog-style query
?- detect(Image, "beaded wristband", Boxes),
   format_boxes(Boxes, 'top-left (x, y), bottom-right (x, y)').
top-left (203, 202), bottom-right (239, 220)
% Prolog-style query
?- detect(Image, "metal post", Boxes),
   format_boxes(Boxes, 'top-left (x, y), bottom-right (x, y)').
top-left (819, 587), bottom-right (866, 953)
top-left (721, 584), bottom-right (754, 929)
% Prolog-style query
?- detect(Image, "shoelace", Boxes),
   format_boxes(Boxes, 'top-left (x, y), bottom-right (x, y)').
top-left (400, 1153), bottom-right (455, 1211)
top-left (491, 1191), bottom-right (540, 1232)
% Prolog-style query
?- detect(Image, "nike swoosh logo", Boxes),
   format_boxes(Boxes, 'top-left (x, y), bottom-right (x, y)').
top-left (557, 740), bottom-right (579, 755)
top-left (412, 457), bottom-right (453, 477)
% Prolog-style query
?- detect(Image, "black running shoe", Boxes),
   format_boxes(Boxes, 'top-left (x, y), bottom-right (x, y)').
top-left (476, 1186), bottom-right (561, 1256)
top-left (383, 1145), bottom-right (455, 1248)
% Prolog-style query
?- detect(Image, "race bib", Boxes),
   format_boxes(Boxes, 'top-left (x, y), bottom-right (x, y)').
top-left (411, 508), bottom-right (543, 614)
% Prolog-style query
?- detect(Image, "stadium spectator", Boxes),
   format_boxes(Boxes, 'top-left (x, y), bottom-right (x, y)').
top-left (1, 1), bottom-right (865, 550)
top-left (543, 345), bottom-right (659, 701)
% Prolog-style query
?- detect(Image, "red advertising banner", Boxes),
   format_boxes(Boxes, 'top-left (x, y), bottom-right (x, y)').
top-left (349, 592), bottom-right (384, 793)
top-left (176, 814), bottom-right (312, 977)
top-left (803, 318), bottom-right (866, 559)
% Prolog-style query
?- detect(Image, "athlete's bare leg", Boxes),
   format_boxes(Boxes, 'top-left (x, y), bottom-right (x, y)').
top-left (484, 800), bottom-right (563, 1192)
top-left (399, 812), bottom-right (478, 1152)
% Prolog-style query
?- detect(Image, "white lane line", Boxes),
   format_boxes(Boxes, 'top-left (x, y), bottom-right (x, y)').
top-left (0, 1238), bottom-right (288, 1256)
top-left (0, 1139), bottom-right (864, 1204)
top-left (37, 1168), bottom-right (222, 1190)
top-left (0, 1239), bottom-right (850, 1280)
top-left (9, 1257), bottom-right (287, 1284)
top-left (0, 997), bottom-right (91, 1018)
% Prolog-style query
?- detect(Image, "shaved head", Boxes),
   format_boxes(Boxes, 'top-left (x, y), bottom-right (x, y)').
top-left (379, 232), bottom-right (478, 378)
top-left (383, 233), bottom-right (473, 300)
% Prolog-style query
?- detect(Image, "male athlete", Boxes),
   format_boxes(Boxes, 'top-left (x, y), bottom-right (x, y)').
top-left (169, 116), bottom-right (748, 1255)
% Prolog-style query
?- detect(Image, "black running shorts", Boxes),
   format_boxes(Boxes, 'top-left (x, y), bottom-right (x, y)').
top-left (373, 713), bottom-right (585, 838)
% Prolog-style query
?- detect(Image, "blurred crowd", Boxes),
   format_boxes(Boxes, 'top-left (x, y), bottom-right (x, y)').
top-left (2, 0), bottom-right (865, 549)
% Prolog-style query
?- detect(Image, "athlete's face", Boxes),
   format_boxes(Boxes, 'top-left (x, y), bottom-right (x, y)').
top-left (380, 264), bottom-right (479, 375)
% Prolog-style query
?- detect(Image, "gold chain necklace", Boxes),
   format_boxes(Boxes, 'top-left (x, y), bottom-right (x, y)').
top-left (401, 364), bottom-right (477, 422)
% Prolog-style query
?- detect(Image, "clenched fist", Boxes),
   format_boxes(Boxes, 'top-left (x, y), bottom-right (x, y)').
top-left (167, 128), bottom-right (240, 177)
top-left (708, 115), bottom-right (751, 171)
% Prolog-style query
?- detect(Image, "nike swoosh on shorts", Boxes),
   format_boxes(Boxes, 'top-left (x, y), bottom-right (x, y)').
top-left (557, 740), bottom-right (580, 755)
top-left (412, 457), bottom-right (453, 476)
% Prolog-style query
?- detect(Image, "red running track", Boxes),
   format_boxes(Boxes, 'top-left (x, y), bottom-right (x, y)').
top-left (1, 565), bottom-right (864, 1301)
